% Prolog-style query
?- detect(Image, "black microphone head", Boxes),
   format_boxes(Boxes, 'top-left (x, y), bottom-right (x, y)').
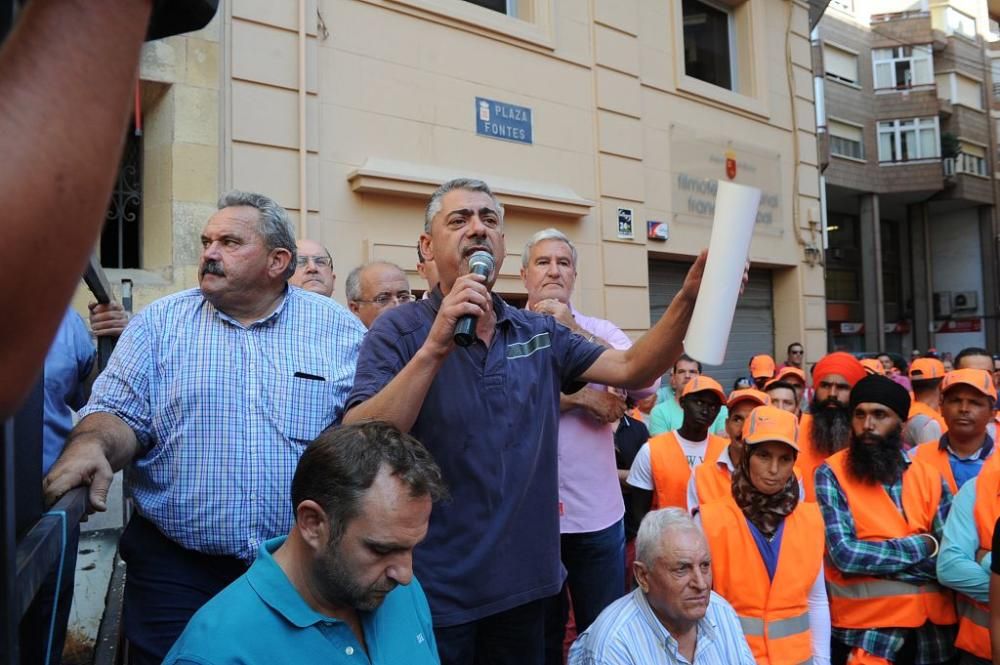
top-left (468, 251), bottom-right (495, 277)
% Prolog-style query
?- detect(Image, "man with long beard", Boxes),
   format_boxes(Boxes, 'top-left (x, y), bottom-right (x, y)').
top-left (797, 352), bottom-right (867, 501)
top-left (816, 375), bottom-right (956, 665)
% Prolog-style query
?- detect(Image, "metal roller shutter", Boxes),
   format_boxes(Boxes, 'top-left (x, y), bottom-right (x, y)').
top-left (648, 260), bottom-right (774, 391)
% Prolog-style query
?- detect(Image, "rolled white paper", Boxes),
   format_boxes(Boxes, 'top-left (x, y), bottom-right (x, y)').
top-left (683, 180), bottom-right (762, 366)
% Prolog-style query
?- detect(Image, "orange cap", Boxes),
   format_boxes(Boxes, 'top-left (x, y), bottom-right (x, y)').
top-left (909, 358), bottom-right (946, 380)
top-left (742, 405), bottom-right (800, 450)
top-left (941, 368), bottom-right (997, 400)
top-left (860, 358), bottom-right (886, 376)
top-left (774, 366), bottom-right (806, 385)
top-left (749, 355), bottom-right (776, 379)
top-left (681, 375), bottom-right (727, 405)
top-left (727, 388), bottom-right (771, 409)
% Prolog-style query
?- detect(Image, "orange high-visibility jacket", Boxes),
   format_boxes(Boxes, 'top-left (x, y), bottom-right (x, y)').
top-left (649, 431), bottom-right (727, 511)
top-left (693, 453), bottom-right (802, 508)
top-left (912, 441), bottom-right (959, 494)
top-left (824, 451), bottom-right (957, 630)
top-left (954, 462), bottom-right (1000, 659)
top-left (795, 413), bottom-right (834, 502)
top-left (702, 496), bottom-right (824, 664)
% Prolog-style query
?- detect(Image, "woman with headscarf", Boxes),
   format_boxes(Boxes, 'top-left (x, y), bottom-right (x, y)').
top-left (699, 406), bottom-right (831, 664)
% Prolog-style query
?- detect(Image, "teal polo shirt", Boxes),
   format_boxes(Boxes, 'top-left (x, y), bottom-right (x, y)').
top-left (163, 537), bottom-right (439, 665)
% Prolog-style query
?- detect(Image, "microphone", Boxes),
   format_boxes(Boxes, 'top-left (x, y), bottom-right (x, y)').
top-left (453, 251), bottom-right (496, 347)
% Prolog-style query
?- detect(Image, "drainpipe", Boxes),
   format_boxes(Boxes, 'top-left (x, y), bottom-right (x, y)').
top-left (812, 25), bottom-right (830, 252)
top-left (298, 0), bottom-right (307, 239)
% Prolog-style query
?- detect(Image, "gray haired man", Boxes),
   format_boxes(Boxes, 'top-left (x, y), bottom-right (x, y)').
top-left (345, 261), bottom-right (414, 329)
top-left (43, 191), bottom-right (366, 665)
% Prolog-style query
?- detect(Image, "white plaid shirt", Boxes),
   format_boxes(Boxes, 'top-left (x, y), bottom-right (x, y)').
top-left (80, 287), bottom-right (365, 561)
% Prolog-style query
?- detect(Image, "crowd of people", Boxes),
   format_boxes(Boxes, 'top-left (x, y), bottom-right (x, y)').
top-left (35, 177), bottom-right (1000, 665)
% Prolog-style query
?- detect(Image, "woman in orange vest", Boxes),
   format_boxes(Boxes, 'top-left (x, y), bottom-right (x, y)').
top-left (701, 406), bottom-right (830, 664)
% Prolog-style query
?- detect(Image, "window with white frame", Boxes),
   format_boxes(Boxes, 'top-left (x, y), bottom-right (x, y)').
top-left (937, 72), bottom-right (985, 108)
top-left (877, 117), bottom-right (940, 162)
top-left (992, 60), bottom-right (1000, 101)
top-left (682, 0), bottom-right (736, 91)
top-left (955, 141), bottom-right (988, 176)
top-left (829, 120), bottom-right (865, 159)
top-left (873, 45), bottom-right (933, 89)
top-left (990, 17), bottom-right (1000, 41)
top-left (946, 7), bottom-right (977, 39)
top-left (461, 0), bottom-right (516, 14)
top-left (825, 44), bottom-right (859, 85)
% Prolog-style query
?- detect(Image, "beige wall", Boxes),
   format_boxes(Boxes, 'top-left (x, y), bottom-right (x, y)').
top-left (83, 0), bottom-right (826, 358)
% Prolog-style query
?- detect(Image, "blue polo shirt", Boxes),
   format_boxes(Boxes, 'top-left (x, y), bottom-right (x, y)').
top-left (163, 537), bottom-right (438, 665)
top-left (347, 290), bottom-right (605, 626)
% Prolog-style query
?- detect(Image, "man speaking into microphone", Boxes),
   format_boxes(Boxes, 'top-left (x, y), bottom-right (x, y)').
top-left (345, 178), bottom-right (710, 665)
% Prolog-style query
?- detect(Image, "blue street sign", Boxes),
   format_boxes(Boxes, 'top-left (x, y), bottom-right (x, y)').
top-left (475, 97), bottom-right (532, 145)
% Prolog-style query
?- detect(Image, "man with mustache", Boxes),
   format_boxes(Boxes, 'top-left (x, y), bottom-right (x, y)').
top-left (932, 370), bottom-right (998, 664)
top-left (816, 375), bottom-right (956, 664)
top-left (344, 177), bottom-right (714, 665)
top-left (43, 191), bottom-right (366, 664)
top-left (164, 422), bottom-right (447, 665)
top-left (796, 351), bottom-right (867, 501)
top-left (519, 228), bottom-right (658, 664)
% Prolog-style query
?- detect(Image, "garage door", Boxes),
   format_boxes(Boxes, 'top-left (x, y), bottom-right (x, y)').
top-left (648, 260), bottom-right (774, 392)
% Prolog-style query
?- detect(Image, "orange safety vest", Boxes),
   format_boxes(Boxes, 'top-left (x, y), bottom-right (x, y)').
top-left (954, 463), bottom-right (1000, 658)
top-left (912, 441), bottom-right (957, 494)
top-left (702, 496), bottom-right (824, 664)
top-left (693, 451), bottom-right (803, 508)
top-left (649, 431), bottom-right (727, 511)
top-left (824, 451), bottom-right (957, 630)
top-left (908, 401), bottom-right (947, 433)
top-left (796, 413), bottom-right (838, 502)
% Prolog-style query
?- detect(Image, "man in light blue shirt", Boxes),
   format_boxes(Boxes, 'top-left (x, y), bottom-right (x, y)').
top-left (44, 191), bottom-right (366, 664)
top-left (165, 422), bottom-right (445, 665)
top-left (649, 356), bottom-right (728, 436)
top-left (569, 508), bottom-right (754, 665)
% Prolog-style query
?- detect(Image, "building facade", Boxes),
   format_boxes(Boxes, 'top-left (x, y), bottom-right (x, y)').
top-left (816, 0), bottom-right (1000, 356)
top-left (81, 0), bottom-right (827, 387)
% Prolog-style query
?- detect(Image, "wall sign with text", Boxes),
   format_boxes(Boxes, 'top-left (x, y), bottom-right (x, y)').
top-left (476, 97), bottom-right (533, 145)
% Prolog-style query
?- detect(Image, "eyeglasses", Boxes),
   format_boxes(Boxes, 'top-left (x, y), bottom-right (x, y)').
top-left (296, 255), bottom-right (333, 268)
top-left (354, 292), bottom-right (415, 307)
top-left (790, 349), bottom-right (804, 355)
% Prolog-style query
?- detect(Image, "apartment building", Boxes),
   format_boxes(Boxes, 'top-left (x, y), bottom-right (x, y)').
top-left (816, 0), bottom-right (1000, 355)
top-left (85, 0), bottom-right (828, 386)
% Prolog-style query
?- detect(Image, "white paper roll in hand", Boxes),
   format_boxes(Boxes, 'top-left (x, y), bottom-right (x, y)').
top-left (683, 180), bottom-right (762, 366)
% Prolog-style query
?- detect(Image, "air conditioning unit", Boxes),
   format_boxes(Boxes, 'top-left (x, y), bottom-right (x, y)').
top-left (952, 290), bottom-right (978, 311)
top-left (934, 291), bottom-right (952, 318)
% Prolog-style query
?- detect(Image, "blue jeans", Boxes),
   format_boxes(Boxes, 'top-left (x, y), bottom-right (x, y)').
top-left (544, 519), bottom-right (626, 664)
top-left (119, 515), bottom-right (247, 665)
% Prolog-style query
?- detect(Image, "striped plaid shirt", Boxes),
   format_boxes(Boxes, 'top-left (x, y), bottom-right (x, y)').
top-left (815, 453), bottom-right (955, 661)
top-left (80, 287), bottom-right (365, 562)
top-left (568, 589), bottom-right (755, 665)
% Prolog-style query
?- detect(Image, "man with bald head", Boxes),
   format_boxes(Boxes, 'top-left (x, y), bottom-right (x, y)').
top-left (289, 239), bottom-right (336, 297)
top-left (346, 261), bottom-right (414, 329)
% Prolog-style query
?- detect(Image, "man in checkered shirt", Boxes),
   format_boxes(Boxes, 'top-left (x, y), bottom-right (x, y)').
top-left (43, 190), bottom-right (365, 665)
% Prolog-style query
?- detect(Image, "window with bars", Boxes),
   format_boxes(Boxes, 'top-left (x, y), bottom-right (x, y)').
top-left (877, 117), bottom-right (940, 163)
top-left (101, 124), bottom-right (143, 269)
top-left (872, 45), bottom-right (933, 89)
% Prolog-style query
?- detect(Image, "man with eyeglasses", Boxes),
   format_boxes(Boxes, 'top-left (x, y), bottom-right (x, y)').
top-left (289, 238), bottom-right (337, 297)
top-left (346, 261), bottom-right (414, 329)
